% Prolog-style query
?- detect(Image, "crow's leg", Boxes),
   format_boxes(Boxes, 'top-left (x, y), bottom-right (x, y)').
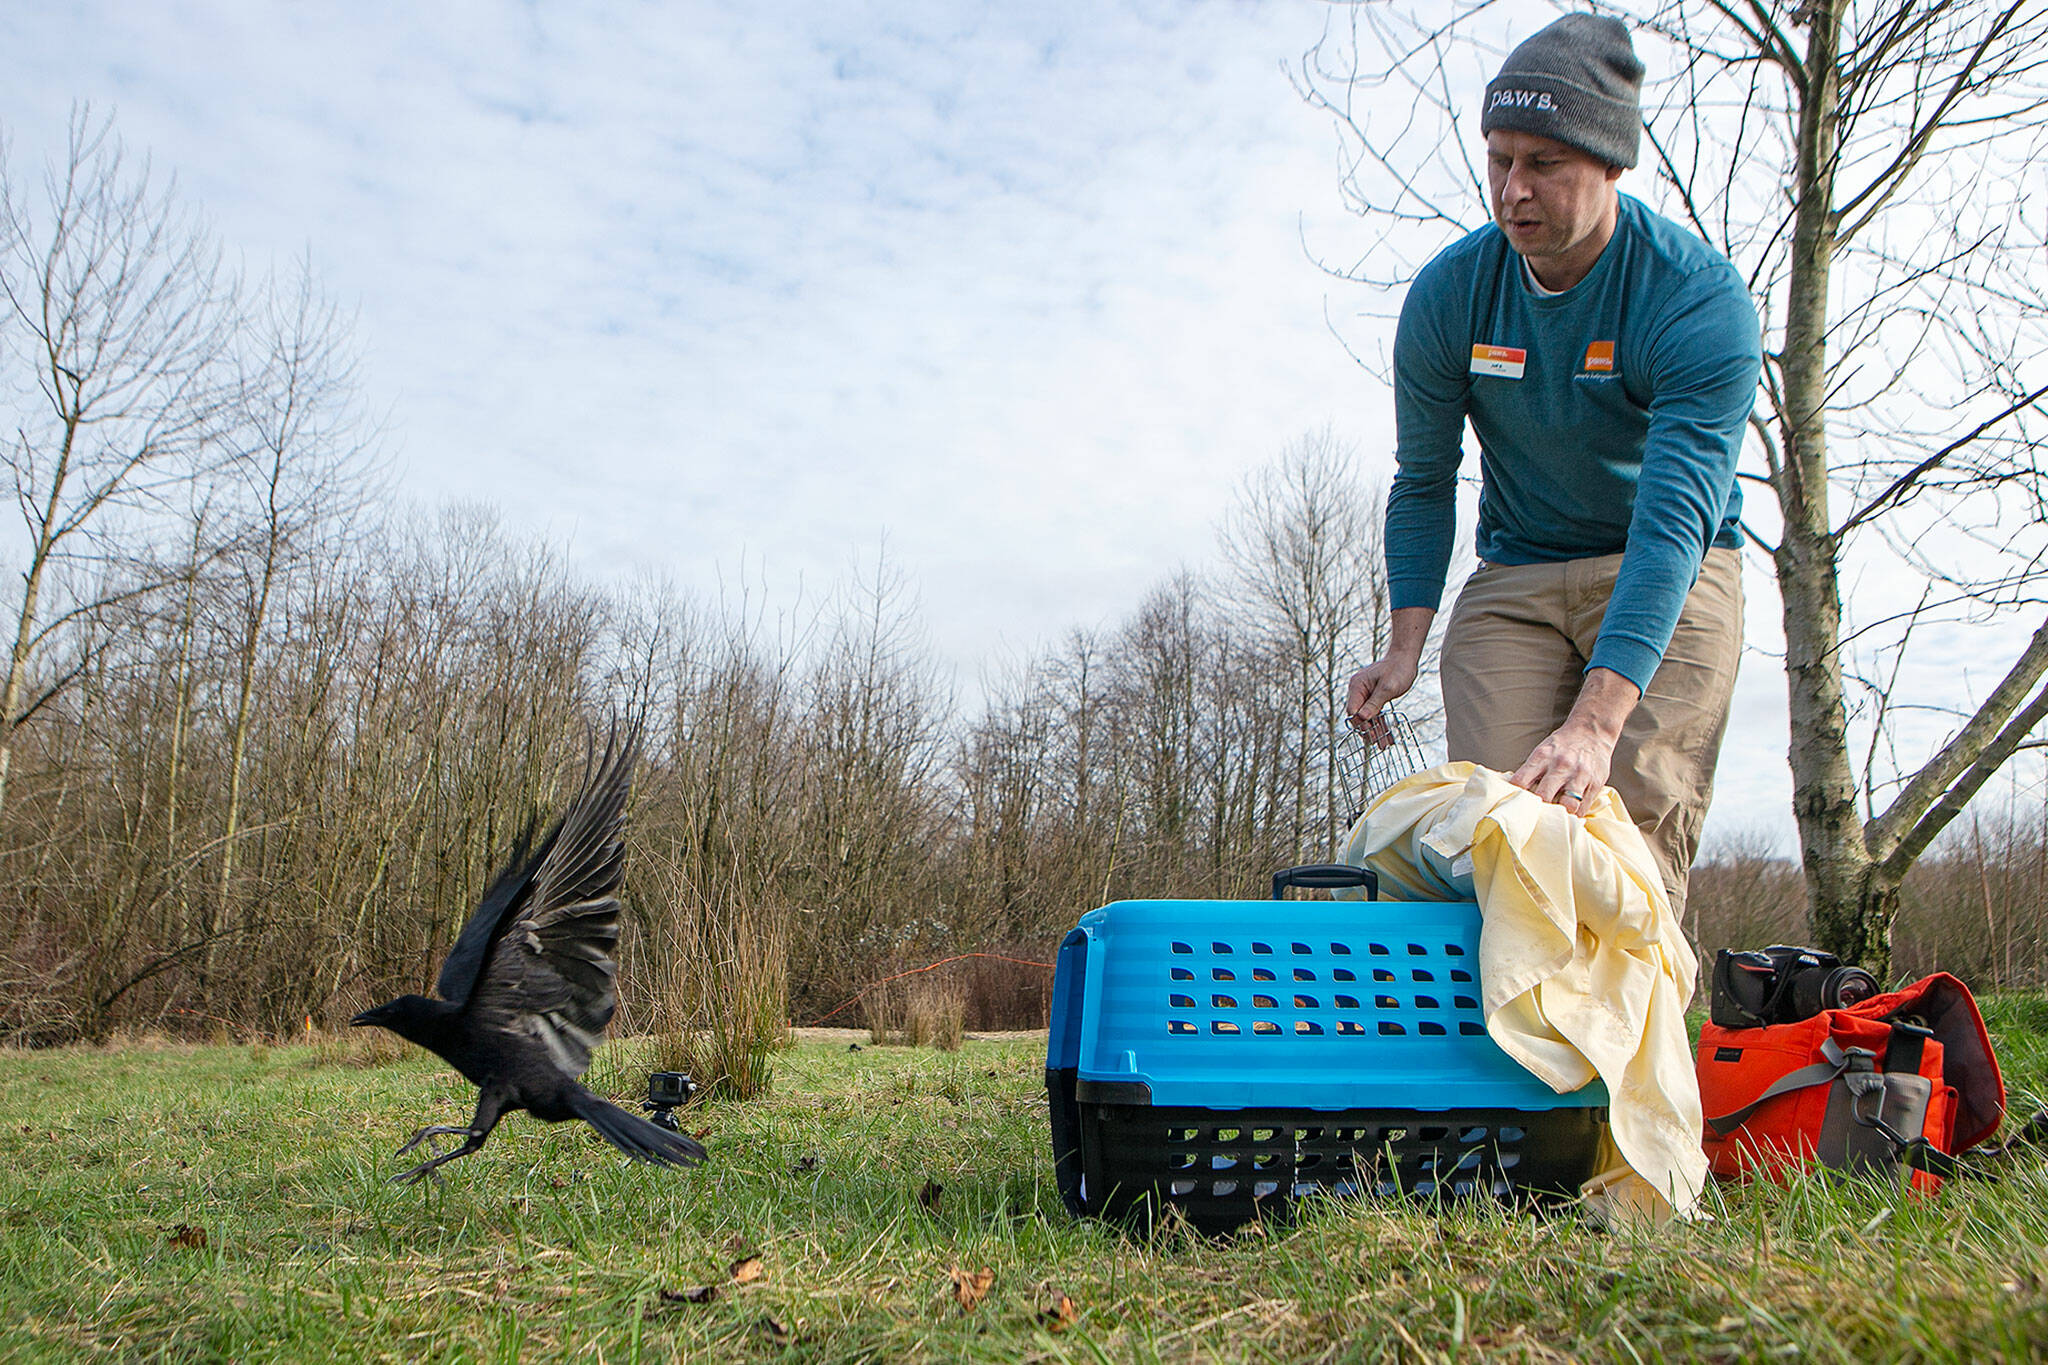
top-left (391, 1090), bottom-right (510, 1186)
top-left (394, 1125), bottom-right (471, 1157)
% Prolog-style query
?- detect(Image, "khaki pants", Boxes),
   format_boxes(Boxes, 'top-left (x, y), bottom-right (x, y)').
top-left (1439, 546), bottom-right (1743, 917)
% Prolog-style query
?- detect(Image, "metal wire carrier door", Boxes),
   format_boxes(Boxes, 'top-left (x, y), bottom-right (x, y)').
top-left (1336, 708), bottom-right (1432, 826)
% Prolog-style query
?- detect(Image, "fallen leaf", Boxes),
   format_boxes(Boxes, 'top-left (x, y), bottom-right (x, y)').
top-left (917, 1179), bottom-right (943, 1212)
top-left (167, 1225), bottom-right (207, 1250)
top-left (1038, 1290), bottom-right (1078, 1332)
top-left (659, 1285), bottom-right (719, 1306)
top-left (755, 1313), bottom-right (791, 1344)
top-left (948, 1264), bottom-right (995, 1312)
top-left (788, 1155), bottom-right (819, 1175)
top-left (691, 1126), bottom-right (713, 1141)
top-left (729, 1255), bottom-right (764, 1284)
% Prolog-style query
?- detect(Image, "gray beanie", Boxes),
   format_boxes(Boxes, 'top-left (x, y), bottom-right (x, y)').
top-left (1480, 14), bottom-right (1643, 169)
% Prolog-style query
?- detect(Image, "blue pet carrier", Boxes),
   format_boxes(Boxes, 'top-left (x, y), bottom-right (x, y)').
top-left (1046, 865), bottom-right (1609, 1231)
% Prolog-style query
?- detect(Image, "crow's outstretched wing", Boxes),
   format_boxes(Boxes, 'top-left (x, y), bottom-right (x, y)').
top-left (435, 816), bottom-right (551, 1007)
top-left (453, 723), bottom-right (640, 1079)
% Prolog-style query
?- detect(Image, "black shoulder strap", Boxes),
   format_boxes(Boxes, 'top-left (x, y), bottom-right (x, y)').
top-left (1885, 1020), bottom-right (1930, 1076)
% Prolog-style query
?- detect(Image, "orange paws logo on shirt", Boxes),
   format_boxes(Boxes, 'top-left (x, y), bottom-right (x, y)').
top-left (1582, 340), bottom-right (1615, 374)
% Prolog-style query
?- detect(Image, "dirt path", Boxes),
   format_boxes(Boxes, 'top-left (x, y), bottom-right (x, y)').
top-left (787, 1027), bottom-right (1047, 1045)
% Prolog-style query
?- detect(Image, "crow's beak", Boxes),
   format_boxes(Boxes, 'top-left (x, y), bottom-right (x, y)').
top-left (348, 1010), bottom-right (374, 1028)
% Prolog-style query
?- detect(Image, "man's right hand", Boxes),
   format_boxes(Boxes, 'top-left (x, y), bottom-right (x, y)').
top-left (1344, 656), bottom-right (1418, 740)
top-left (1343, 607), bottom-right (1436, 742)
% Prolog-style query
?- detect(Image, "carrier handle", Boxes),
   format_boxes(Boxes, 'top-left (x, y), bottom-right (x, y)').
top-left (1271, 864), bottom-right (1378, 901)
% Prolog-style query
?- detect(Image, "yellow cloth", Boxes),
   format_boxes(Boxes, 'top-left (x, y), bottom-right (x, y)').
top-left (1333, 761), bottom-right (1705, 1224)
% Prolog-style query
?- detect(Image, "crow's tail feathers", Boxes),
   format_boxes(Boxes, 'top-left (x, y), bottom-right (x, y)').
top-left (572, 1091), bottom-right (708, 1168)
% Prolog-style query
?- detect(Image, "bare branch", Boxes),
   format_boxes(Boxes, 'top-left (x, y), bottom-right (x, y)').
top-left (1869, 611), bottom-right (2048, 872)
top-left (1836, 1), bottom-right (2043, 241)
top-left (1835, 379), bottom-right (2048, 538)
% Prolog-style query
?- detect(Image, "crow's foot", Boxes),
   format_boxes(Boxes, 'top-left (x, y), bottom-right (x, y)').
top-left (390, 1160), bottom-right (450, 1186)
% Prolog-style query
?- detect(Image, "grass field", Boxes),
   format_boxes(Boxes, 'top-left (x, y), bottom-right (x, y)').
top-left (2, 1000), bottom-right (2046, 1363)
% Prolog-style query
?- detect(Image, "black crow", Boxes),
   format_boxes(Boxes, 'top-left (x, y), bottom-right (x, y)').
top-left (350, 724), bottom-right (706, 1184)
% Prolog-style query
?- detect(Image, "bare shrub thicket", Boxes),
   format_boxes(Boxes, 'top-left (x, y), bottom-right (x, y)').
top-left (0, 422), bottom-right (1405, 1043)
top-left (1683, 831), bottom-right (1811, 991)
top-left (1895, 806), bottom-right (2048, 989)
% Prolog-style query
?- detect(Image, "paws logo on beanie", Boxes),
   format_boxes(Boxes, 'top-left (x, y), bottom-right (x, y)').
top-left (1480, 15), bottom-right (1643, 169)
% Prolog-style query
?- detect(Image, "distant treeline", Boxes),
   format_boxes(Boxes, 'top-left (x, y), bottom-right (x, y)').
top-left (0, 118), bottom-right (1409, 1044)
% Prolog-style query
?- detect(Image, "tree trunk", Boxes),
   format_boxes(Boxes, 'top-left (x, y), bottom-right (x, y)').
top-left (214, 538), bottom-right (279, 918)
top-left (1770, 0), bottom-right (1894, 973)
top-left (0, 570), bottom-right (42, 811)
top-left (0, 417), bottom-right (77, 812)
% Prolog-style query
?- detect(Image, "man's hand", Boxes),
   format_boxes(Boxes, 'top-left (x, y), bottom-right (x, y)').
top-left (1344, 607), bottom-right (1435, 744)
top-left (1510, 666), bottom-right (1641, 813)
top-left (1344, 656), bottom-right (1418, 742)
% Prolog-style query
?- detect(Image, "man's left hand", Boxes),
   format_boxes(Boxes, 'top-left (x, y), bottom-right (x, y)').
top-left (1509, 667), bottom-right (1641, 815)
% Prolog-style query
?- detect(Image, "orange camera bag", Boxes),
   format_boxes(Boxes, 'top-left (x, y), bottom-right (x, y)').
top-left (1695, 972), bottom-right (2003, 1192)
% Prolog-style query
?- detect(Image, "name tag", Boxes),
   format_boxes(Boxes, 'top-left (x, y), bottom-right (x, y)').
top-left (1470, 344), bottom-right (1526, 379)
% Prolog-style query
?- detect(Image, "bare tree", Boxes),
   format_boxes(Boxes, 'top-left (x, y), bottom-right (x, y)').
top-left (790, 550), bottom-right (952, 1004)
top-left (1298, 0), bottom-right (2048, 974)
top-left (0, 109), bottom-right (234, 809)
top-left (1219, 429), bottom-right (1406, 851)
top-left (208, 261), bottom-right (375, 937)
top-left (955, 626), bottom-right (1126, 933)
top-left (955, 654), bottom-right (1059, 941)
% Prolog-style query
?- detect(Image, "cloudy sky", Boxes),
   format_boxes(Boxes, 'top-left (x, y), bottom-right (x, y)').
top-left (5, 1), bottom-right (2039, 855)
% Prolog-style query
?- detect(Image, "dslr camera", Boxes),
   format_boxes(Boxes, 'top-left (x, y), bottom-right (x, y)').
top-left (1710, 944), bottom-right (1879, 1029)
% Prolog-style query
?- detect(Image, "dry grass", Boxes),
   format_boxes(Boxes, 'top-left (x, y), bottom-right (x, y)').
top-left (863, 975), bottom-right (967, 1050)
top-left (907, 978), bottom-right (966, 1051)
top-left (685, 913), bottom-right (790, 1099)
top-left (624, 881), bottom-right (792, 1102)
top-left (862, 978), bottom-right (897, 1044)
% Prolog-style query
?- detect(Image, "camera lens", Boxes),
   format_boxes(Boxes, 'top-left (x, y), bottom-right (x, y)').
top-left (1783, 964), bottom-right (1879, 1019)
top-left (1824, 966), bottom-right (1879, 1010)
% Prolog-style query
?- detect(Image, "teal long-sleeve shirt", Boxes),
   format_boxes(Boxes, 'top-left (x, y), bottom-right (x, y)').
top-left (1385, 194), bottom-right (1761, 691)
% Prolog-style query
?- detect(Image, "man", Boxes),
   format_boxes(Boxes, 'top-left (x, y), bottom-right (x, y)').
top-left (1344, 13), bottom-right (1761, 916)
